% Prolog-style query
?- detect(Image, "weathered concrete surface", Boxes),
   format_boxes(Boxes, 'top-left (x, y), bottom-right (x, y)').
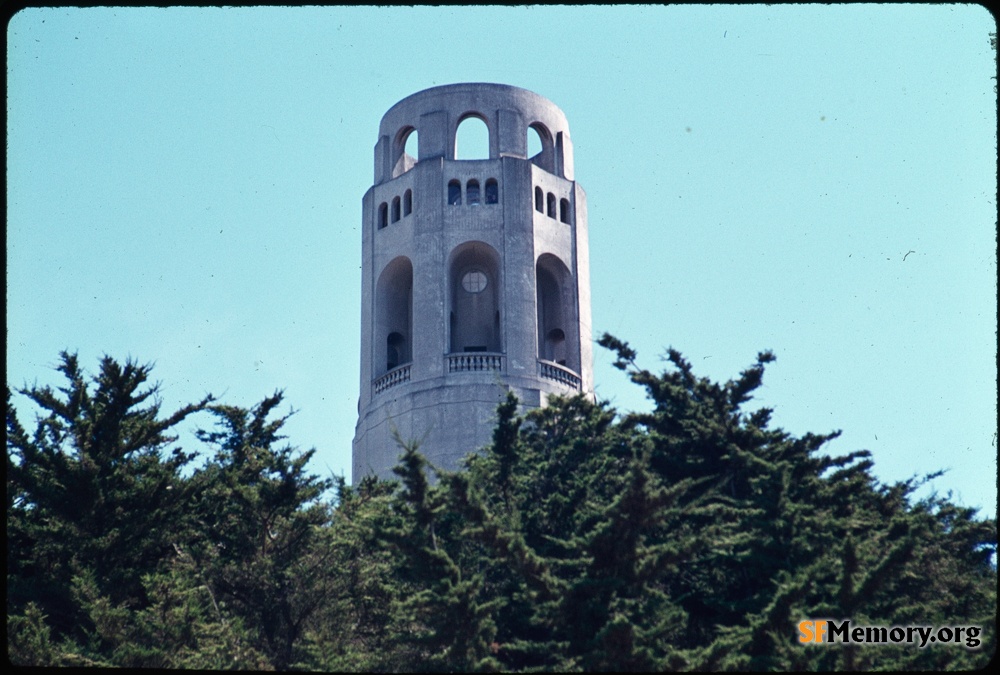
top-left (353, 83), bottom-right (593, 482)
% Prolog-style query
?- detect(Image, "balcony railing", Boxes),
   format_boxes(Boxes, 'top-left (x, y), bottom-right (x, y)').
top-left (447, 352), bottom-right (505, 373)
top-left (538, 359), bottom-right (582, 390)
top-left (375, 356), bottom-right (580, 393)
top-left (373, 364), bottom-right (411, 394)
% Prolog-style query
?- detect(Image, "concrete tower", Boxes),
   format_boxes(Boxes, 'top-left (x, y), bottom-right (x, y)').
top-left (353, 83), bottom-right (593, 481)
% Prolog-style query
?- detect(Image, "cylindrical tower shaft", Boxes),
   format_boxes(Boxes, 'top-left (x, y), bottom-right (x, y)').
top-left (353, 83), bottom-right (592, 481)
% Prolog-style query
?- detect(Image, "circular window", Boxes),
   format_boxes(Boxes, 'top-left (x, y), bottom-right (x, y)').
top-left (462, 270), bottom-right (488, 293)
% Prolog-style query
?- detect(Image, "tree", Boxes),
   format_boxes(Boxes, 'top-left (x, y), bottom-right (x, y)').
top-left (9, 342), bottom-right (994, 670)
top-left (597, 333), bottom-right (996, 670)
top-left (373, 334), bottom-right (996, 671)
top-left (295, 475), bottom-right (402, 671)
top-left (7, 352), bottom-right (211, 650)
top-left (185, 392), bottom-right (335, 670)
top-left (378, 442), bottom-right (502, 672)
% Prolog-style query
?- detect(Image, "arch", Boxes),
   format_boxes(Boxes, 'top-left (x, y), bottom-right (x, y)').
top-left (485, 178), bottom-right (498, 204)
top-left (404, 128), bottom-right (418, 161)
top-left (560, 198), bottom-right (570, 224)
top-left (535, 186), bottom-right (544, 213)
top-left (527, 126), bottom-right (543, 158)
top-left (375, 257), bottom-right (413, 377)
top-left (403, 189), bottom-right (413, 216)
top-left (455, 113), bottom-right (490, 160)
top-left (448, 179), bottom-right (462, 206)
top-left (392, 126), bottom-right (418, 178)
top-left (466, 179), bottom-right (481, 205)
top-left (547, 192), bottom-right (557, 219)
top-left (448, 242), bottom-right (502, 354)
top-left (536, 253), bottom-right (578, 371)
top-left (378, 202), bottom-right (388, 229)
top-left (528, 122), bottom-right (555, 172)
top-left (391, 196), bottom-right (401, 223)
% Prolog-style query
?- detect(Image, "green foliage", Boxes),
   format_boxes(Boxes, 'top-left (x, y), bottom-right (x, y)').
top-left (294, 475), bottom-right (401, 671)
top-left (7, 602), bottom-right (63, 666)
top-left (6, 352), bottom-right (212, 644)
top-left (7, 342), bottom-right (995, 671)
top-left (186, 392), bottom-right (335, 670)
top-left (376, 442), bottom-right (502, 672)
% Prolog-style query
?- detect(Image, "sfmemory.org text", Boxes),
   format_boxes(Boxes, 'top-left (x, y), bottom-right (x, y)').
top-left (798, 620), bottom-right (981, 649)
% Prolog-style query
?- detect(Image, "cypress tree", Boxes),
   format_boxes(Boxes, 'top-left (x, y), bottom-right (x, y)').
top-left (6, 352), bottom-right (211, 649)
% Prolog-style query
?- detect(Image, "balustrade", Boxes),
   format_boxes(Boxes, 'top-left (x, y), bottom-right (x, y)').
top-left (373, 364), bottom-right (411, 394)
top-left (538, 359), bottom-right (582, 390)
top-left (447, 353), bottom-right (504, 373)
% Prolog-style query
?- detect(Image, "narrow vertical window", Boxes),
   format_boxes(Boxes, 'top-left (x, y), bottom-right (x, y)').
top-left (403, 189), bottom-right (413, 216)
top-left (547, 192), bottom-right (556, 218)
top-left (391, 196), bottom-right (401, 223)
top-left (467, 179), bottom-right (481, 205)
top-left (535, 186), bottom-right (544, 213)
top-left (560, 198), bottom-right (570, 224)
top-left (485, 178), bottom-right (498, 204)
top-left (378, 202), bottom-right (388, 229)
top-left (448, 180), bottom-right (462, 206)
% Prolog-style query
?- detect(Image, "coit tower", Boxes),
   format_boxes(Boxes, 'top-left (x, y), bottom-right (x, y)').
top-left (353, 83), bottom-right (593, 481)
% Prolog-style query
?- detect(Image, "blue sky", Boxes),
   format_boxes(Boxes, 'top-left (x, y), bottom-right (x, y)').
top-left (7, 5), bottom-right (997, 519)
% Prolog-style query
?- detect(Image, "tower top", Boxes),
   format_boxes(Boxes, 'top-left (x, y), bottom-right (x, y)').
top-left (374, 82), bottom-right (574, 184)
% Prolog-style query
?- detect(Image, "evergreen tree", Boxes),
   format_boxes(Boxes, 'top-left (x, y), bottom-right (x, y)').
top-left (377, 442), bottom-right (502, 672)
top-left (6, 352), bottom-right (211, 652)
top-left (8, 343), bottom-right (994, 671)
top-left (295, 475), bottom-right (401, 671)
top-left (186, 392), bottom-right (334, 670)
top-left (598, 333), bottom-right (995, 670)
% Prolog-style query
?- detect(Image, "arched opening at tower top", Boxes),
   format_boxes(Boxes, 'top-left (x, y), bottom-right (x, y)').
top-left (528, 126), bottom-right (543, 158)
top-left (455, 114), bottom-right (490, 160)
top-left (392, 126), bottom-right (418, 178)
top-left (404, 128), bottom-right (418, 162)
top-left (528, 122), bottom-right (555, 173)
